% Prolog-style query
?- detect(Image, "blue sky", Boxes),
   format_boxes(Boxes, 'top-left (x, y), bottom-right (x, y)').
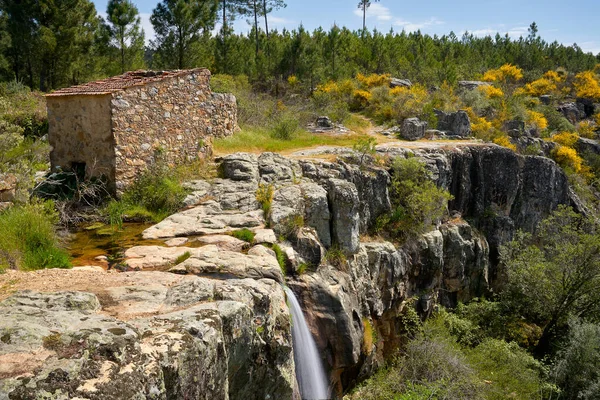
top-left (92, 0), bottom-right (600, 55)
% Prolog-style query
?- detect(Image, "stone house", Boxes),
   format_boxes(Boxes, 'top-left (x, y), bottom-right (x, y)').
top-left (46, 68), bottom-right (237, 194)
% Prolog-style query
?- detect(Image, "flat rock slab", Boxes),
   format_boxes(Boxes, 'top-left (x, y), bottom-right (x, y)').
top-left (142, 200), bottom-right (264, 239)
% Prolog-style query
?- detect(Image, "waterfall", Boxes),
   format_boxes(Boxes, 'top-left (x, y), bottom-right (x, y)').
top-left (284, 286), bottom-right (329, 400)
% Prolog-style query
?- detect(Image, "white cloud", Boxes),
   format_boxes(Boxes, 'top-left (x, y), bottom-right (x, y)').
top-left (580, 41), bottom-right (600, 55)
top-left (394, 17), bottom-right (444, 32)
top-left (467, 25), bottom-right (529, 39)
top-left (269, 16), bottom-right (295, 25)
top-left (354, 3), bottom-right (394, 22)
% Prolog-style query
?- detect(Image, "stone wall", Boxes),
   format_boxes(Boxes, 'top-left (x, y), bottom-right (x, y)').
top-left (111, 69), bottom-right (237, 191)
top-left (47, 94), bottom-right (115, 188)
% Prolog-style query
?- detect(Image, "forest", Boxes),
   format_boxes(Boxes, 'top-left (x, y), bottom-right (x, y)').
top-left (2, 1), bottom-right (600, 399)
top-left (0, 0), bottom-right (598, 91)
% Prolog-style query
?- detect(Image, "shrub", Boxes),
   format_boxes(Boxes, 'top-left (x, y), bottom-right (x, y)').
top-left (554, 319), bottom-right (600, 399)
top-left (270, 114), bottom-right (300, 140)
top-left (230, 228), bottom-right (255, 243)
top-left (541, 105), bottom-right (575, 133)
top-left (578, 120), bottom-right (597, 139)
top-left (325, 245), bottom-right (347, 269)
top-left (0, 201), bottom-right (71, 271)
top-left (113, 165), bottom-right (187, 223)
top-left (551, 131), bottom-right (579, 148)
top-left (356, 73), bottom-right (390, 88)
top-left (493, 135), bottom-right (517, 151)
top-left (362, 318), bottom-right (376, 355)
top-left (574, 71), bottom-right (600, 101)
top-left (478, 84), bottom-right (504, 99)
top-left (552, 146), bottom-right (588, 175)
top-left (483, 64), bottom-right (523, 83)
top-left (526, 110), bottom-right (548, 132)
top-left (267, 243), bottom-right (287, 276)
top-left (256, 184), bottom-right (274, 219)
top-left (380, 157), bottom-right (453, 241)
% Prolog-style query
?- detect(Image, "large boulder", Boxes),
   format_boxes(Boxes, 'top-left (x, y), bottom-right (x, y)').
top-left (327, 179), bottom-right (360, 254)
top-left (389, 78), bottom-right (412, 88)
top-left (0, 277), bottom-right (296, 400)
top-left (400, 118), bottom-right (427, 141)
top-left (557, 102), bottom-right (585, 124)
top-left (458, 81), bottom-right (490, 91)
top-left (220, 153), bottom-right (259, 182)
top-left (435, 110), bottom-right (471, 137)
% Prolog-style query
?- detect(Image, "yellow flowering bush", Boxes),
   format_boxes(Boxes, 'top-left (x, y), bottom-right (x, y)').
top-left (287, 75), bottom-right (299, 86)
top-left (552, 146), bottom-right (586, 174)
top-left (390, 86), bottom-right (409, 96)
top-left (356, 73), bottom-right (390, 88)
top-left (390, 84), bottom-right (429, 121)
top-left (316, 80), bottom-right (338, 94)
top-left (543, 70), bottom-right (564, 82)
top-left (578, 121), bottom-right (597, 139)
top-left (526, 110), bottom-right (548, 131)
top-left (551, 131), bottom-right (579, 148)
top-left (493, 135), bottom-right (517, 151)
top-left (483, 64), bottom-right (524, 83)
top-left (352, 89), bottom-right (372, 109)
top-left (574, 71), bottom-right (600, 101)
top-left (478, 85), bottom-right (504, 99)
top-left (516, 78), bottom-right (556, 97)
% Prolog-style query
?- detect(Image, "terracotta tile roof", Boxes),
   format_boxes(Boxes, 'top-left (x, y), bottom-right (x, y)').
top-left (46, 68), bottom-right (210, 97)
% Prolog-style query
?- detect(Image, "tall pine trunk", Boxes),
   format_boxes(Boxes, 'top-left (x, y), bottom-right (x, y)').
top-left (253, 0), bottom-right (259, 57)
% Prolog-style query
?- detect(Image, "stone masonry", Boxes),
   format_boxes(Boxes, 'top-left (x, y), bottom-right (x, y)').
top-left (47, 69), bottom-right (237, 194)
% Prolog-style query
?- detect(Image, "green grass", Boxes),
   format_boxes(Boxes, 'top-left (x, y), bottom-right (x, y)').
top-left (0, 202), bottom-right (71, 271)
top-left (174, 251), bottom-right (191, 265)
top-left (230, 228), bottom-right (255, 243)
top-left (214, 126), bottom-right (371, 154)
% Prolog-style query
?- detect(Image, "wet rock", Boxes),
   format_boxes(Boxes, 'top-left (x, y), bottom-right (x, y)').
top-left (164, 237), bottom-right (188, 247)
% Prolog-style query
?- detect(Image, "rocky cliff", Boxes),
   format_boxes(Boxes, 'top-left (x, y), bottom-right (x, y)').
top-left (0, 143), bottom-right (575, 399)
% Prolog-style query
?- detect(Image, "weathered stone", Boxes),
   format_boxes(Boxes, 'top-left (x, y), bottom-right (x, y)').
top-left (258, 152), bottom-right (302, 185)
top-left (220, 153), bottom-right (259, 181)
top-left (195, 234), bottom-right (247, 252)
top-left (400, 118), bottom-right (427, 141)
top-left (299, 182), bottom-right (331, 247)
top-left (316, 116), bottom-right (333, 128)
top-left (269, 185), bottom-right (304, 236)
top-left (557, 102), bottom-right (585, 124)
top-left (327, 179), bottom-right (360, 254)
top-left (253, 228), bottom-right (277, 244)
top-left (164, 237), bottom-right (188, 247)
top-left (47, 69), bottom-right (238, 195)
top-left (293, 227), bottom-right (326, 267)
top-left (389, 78), bottom-right (412, 88)
top-left (504, 119), bottom-right (525, 138)
top-left (0, 273), bottom-right (295, 400)
top-left (435, 109), bottom-right (471, 137)
top-left (458, 81), bottom-right (490, 91)
top-left (142, 200), bottom-right (263, 239)
top-left (540, 95), bottom-right (552, 105)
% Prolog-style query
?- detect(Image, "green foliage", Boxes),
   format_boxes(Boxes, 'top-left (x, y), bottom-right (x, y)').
top-left (255, 184), bottom-right (274, 220)
top-left (352, 136), bottom-right (377, 166)
top-left (379, 157), bottom-right (453, 241)
top-left (279, 214), bottom-right (304, 239)
top-left (267, 243), bottom-right (287, 276)
top-left (107, 165), bottom-right (187, 224)
top-left (499, 206), bottom-right (600, 354)
top-left (554, 319), bottom-right (600, 399)
top-left (0, 201), bottom-right (71, 271)
top-left (270, 113), bottom-right (299, 140)
top-left (325, 245), bottom-right (347, 269)
top-left (150, 0), bottom-right (218, 69)
top-left (174, 251), bottom-right (191, 265)
top-left (103, 0), bottom-right (145, 74)
top-left (347, 310), bottom-right (554, 400)
top-left (230, 228), bottom-right (255, 243)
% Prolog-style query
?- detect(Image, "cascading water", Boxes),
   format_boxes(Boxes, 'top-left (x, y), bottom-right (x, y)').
top-left (284, 286), bottom-right (329, 400)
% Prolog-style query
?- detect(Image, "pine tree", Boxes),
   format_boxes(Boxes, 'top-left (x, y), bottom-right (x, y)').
top-left (105, 0), bottom-right (145, 73)
top-left (150, 0), bottom-right (218, 69)
top-left (357, 0), bottom-right (379, 37)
